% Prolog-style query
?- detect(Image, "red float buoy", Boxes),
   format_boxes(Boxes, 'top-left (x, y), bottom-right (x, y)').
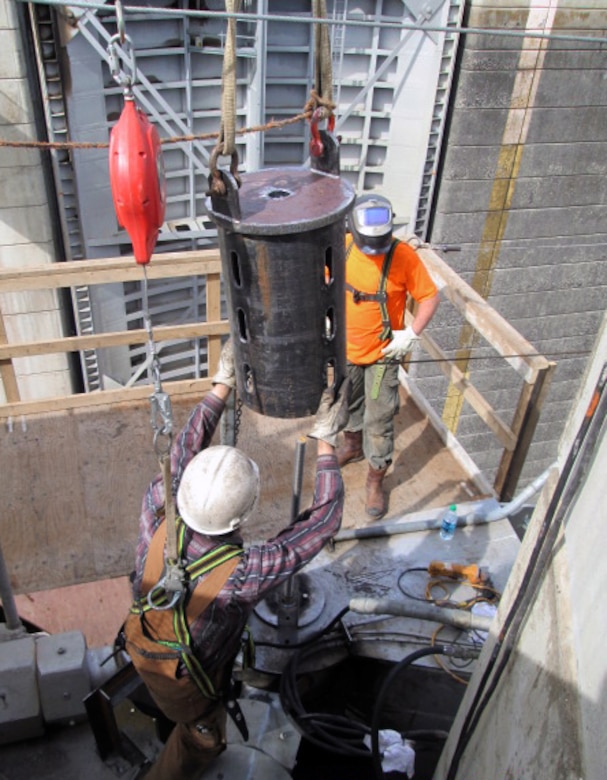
top-left (109, 98), bottom-right (166, 264)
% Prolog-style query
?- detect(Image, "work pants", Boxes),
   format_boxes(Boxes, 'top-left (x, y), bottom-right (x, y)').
top-left (136, 667), bottom-right (227, 780)
top-left (345, 361), bottom-right (400, 471)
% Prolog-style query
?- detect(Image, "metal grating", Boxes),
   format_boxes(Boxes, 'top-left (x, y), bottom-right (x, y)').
top-left (33, 0), bottom-right (460, 392)
top-left (29, 1), bottom-right (101, 391)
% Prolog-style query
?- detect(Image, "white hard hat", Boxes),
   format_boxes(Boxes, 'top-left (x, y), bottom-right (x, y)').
top-left (176, 445), bottom-right (260, 535)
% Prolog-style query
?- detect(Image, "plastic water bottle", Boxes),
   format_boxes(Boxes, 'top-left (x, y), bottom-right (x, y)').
top-left (439, 504), bottom-right (458, 541)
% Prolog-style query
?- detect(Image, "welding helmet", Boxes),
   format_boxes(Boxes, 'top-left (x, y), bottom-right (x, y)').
top-left (349, 194), bottom-right (393, 255)
top-left (177, 445), bottom-right (260, 535)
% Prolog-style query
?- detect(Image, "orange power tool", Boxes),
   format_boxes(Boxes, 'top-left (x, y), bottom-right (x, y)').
top-left (428, 561), bottom-right (488, 586)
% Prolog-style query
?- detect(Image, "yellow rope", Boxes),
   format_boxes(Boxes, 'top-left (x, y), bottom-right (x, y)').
top-left (218, 0), bottom-right (239, 158)
top-left (313, 0), bottom-right (333, 113)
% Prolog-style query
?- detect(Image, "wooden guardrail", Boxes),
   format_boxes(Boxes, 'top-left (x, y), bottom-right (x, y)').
top-left (0, 244), bottom-right (554, 500)
top-left (0, 250), bottom-right (228, 416)
top-left (405, 236), bottom-right (555, 500)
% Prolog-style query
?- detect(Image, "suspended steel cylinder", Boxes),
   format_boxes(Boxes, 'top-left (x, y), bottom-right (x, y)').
top-left (206, 155), bottom-right (355, 418)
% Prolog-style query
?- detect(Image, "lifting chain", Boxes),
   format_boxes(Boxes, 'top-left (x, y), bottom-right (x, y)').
top-left (107, 3), bottom-right (183, 609)
top-left (234, 396), bottom-right (243, 445)
top-left (142, 264), bottom-right (185, 610)
top-left (142, 269), bottom-right (173, 460)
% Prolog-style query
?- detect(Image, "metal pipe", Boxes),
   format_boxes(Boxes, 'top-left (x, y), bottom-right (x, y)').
top-left (0, 539), bottom-right (24, 633)
top-left (482, 463), bottom-right (556, 521)
top-left (349, 597), bottom-right (493, 633)
top-left (290, 437), bottom-right (307, 526)
top-left (334, 462), bottom-right (558, 543)
top-left (36, 2), bottom-right (607, 45)
top-left (284, 437), bottom-right (307, 603)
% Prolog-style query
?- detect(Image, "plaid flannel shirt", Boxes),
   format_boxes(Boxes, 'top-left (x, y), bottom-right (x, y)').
top-left (132, 391), bottom-right (344, 673)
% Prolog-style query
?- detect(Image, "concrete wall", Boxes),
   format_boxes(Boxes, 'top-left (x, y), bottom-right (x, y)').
top-left (434, 311), bottom-right (607, 780)
top-left (0, 2), bottom-right (72, 402)
top-left (422, 0), bottom-right (607, 492)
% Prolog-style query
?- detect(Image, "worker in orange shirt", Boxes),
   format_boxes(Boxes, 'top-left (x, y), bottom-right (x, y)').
top-left (337, 194), bottom-right (440, 519)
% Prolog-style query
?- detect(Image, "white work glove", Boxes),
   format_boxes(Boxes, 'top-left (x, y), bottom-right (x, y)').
top-left (308, 378), bottom-right (352, 448)
top-left (212, 338), bottom-right (236, 389)
top-left (381, 325), bottom-right (419, 361)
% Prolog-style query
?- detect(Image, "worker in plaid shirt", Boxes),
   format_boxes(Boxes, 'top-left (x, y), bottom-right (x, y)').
top-left (123, 339), bottom-right (349, 780)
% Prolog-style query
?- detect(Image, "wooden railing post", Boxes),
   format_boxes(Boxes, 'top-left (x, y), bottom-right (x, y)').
top-left (0, 306), bottom-right (20, 403)
top-left (206, 271), bottom-right (223, 377)
top-left (494, 361), bottom-right (556, 501)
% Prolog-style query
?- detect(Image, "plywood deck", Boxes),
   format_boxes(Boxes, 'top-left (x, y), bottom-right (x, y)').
top-left (9, 386), bottom-right (490, 648)
top-left (236, 386), bottom-right (489, 540)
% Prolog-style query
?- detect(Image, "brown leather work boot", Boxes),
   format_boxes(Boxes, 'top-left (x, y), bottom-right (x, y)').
top-left (336, 430), bottom-right (364, 468)
top-left (365, 466), bottom-right (388, 519)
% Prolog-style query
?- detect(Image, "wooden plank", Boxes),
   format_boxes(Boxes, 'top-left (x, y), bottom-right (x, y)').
top-left (2, 410), bottom-right (95, 589)
top-left (417, 328), bottom-right (518, 451)
top-left (206, 272), bottom-right (223, 376)
top-left (408, 238), bottom-right (550, 383)
top-left (494, 361), bottom-right (557, 500)
top-left (0, 305), bottom-right (20, 402)
top-left (0, 377), bottom-right (213, 419)
top-left (0, 250), bottom-right (222, 292)
top-left (0, 320), bottom-right (230, 360)
top-left (1, 397), bottom-right (196, 594)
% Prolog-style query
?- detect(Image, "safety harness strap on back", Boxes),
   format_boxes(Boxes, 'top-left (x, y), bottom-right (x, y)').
top-left (346, 237), bottom-right (399, 341)
top-left (125, 518), bottom-right (243, 700)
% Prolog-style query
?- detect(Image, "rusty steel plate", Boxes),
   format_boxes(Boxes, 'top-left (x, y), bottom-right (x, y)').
top-left (208, 167), bottom-right (355, 235)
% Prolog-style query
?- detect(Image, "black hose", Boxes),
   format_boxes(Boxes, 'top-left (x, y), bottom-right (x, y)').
top-left (279, 636), bottom-right (372, 758)
top-left (370, 646), bottom-right (450, 780)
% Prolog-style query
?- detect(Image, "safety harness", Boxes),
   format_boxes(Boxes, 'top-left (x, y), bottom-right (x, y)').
top-left (123, 518), bottom-right (243, 703)
top-left (345, 237), bottom-right (399, 342)
top-left (346, 237), bottom-right (400, 398)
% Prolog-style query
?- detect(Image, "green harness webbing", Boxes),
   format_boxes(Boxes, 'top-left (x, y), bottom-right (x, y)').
top-left (345, 237), bottom-right (399, 342)
top-left (346, 237), bottom-right (400, 399)
top-left (130, 519), bottom-right (243, 700)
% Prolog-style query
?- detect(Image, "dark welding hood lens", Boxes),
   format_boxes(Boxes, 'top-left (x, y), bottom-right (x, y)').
top-left (349, 195), bottom-right (393, 255)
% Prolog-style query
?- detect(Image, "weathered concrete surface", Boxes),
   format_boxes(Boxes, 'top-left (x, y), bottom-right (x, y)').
top-left (425, 1), bottom-right (607, 492)
top-left (434, 313), bottom-right (607, 780)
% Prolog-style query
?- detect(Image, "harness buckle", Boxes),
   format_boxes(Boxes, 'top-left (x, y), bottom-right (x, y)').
top-left (146, 561), bottom-right (186, 611)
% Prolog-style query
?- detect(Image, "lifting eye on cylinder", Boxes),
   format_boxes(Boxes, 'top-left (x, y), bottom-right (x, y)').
top-left (324, 307), bottom-right (335, 341)
top-left (243, 364), bottom-right (255, 394)
top-left (237, 308), bottom-right (249, 342)
top-left (230, 250), bottom-right (242, 288)
top-left (324, 246), bottom-right (334, 287)
top-left (324, 359), bottom-right (336, 389)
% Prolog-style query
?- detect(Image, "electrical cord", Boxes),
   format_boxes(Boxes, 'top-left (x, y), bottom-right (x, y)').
top-left (397, 566), bottom-right (501, 609)
top-left (396, 567), bottom-right (429, 602)
top-left (370, 646), bottom-right (448, 779)
top-left (279, 635), bottom-right (372, 758)
top-left (370, 644), bottom-right (480, 780)
top-left (279, 631), bottom-right (479, 770)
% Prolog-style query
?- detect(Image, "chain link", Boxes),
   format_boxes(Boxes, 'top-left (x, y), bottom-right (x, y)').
top-left (142, 267), bottom-right (174, 458)
top-left (234, 396), bottom-right (243, 445)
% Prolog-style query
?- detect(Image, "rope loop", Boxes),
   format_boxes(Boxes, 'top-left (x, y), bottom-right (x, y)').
top-left (304, 89), bottom-right (336, 123)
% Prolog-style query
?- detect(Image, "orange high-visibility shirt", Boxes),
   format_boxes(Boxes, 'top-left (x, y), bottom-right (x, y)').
top-left (345, 237), bottom-right (438, 365)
